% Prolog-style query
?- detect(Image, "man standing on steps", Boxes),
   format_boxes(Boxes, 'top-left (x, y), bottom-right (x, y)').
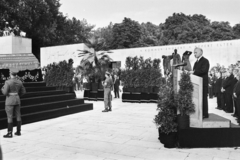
top-left (1, 71), bottom-right (26, 138)
top-left (189, 47), bottom-right (210, 119)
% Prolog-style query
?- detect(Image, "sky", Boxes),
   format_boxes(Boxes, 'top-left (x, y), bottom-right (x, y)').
top-left (59, 0), bottom-right (240, 28)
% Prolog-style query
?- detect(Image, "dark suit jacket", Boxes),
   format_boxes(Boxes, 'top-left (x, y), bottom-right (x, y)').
top-left (233, 80), bottom-right (240, 98)
top-left (193, 56), bottom-right (210, 87)
top-left (208, 76), bottom-right (213, 87)
top-left (215, 77), bottom-right (222, 93)
top-left (114, 79), bottom-right (120, 89)
top-left (223, 74), bottom-right (238, 94)
top-left (221, 77), bottom-right (226, 89)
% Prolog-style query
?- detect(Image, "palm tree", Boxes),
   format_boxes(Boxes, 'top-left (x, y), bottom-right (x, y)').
top-left (77, 36), bottom-right (113, 82)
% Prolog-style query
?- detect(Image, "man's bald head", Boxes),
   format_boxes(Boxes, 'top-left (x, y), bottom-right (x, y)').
top-left (194, 47), bottom-right (203, 58)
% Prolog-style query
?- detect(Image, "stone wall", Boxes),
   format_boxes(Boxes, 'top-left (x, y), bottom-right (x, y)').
top-left (40, 43), bottom-right (93, 68)
top-left (105, 39), bottom-right (240, 71)
top-left (40, 39), bottom-right (240, 71)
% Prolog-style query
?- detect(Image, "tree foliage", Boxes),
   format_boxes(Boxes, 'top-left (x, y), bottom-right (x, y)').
top-left (1, 1), bottom-right (239, 60)
top-left (76, 36), bottom-right (113, 82)
top-left (111, 17), bottom-right (142, 49)
top-left (0, 0), bottom-right (94, 61)
top-left (93, 13), bottom-right (239, 50)
top-left (175, 71), bottom-right (195, 116)
top-left (233, 23), bottom-right (240, 38)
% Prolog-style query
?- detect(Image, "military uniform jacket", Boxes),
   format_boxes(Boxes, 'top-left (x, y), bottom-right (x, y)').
top-left (104, 77), bottom-right (113, 89)
top-left (1, 78), bottom-right (26, 106)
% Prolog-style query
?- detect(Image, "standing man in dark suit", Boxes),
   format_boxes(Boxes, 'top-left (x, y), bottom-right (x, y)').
top-left (189, 47), bottom-right (210, 118)
top-left (1, 71), bottom-right (26, 138)
top-left (114, 75), bottom-right (120, 98)
top-left (208, 72), bottom-right (213, 98)
top-left (221, 70), bottom-right (227, 111)
top-left (215, 72), bottom-right (223, 110)
top-left (233, 71), bottom-right (240, 124)
top-left (223, 69), bottom-right (238, 113)
top-left (232, 69), bottom-right (239, 118)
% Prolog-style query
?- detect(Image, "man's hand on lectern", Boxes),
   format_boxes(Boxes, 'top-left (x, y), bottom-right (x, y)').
top-left (188, 71), bottom-right (194, 74)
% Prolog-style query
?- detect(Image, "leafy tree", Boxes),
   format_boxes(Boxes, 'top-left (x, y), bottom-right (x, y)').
top-left (161, 13), bottom-right (214, 44)
top-left (210, 21), bottom-right (236, 41)
top-left (0, 0), bottom-right (94, 61)
top-left (77, 37), bottom-right (113, 82)
top-left (138, 22), bottom-right (161, 47)
top-left (92, 22), bottom-right (114, 51)
top-left (111, 17), bottom-right (142, 49)
top-left (233, 23), bottom-right (240, 38)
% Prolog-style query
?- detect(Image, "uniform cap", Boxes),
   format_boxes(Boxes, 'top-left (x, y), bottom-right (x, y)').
top-left (105, 71), bottom-right (110, 76)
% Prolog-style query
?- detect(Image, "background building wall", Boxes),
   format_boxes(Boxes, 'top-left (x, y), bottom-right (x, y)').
top-left (40, 43), bottom-right (93, 68)
top-left (106, 39), bottom-right (240, 71)
top-left (40, 39), bottom-right (240, 71)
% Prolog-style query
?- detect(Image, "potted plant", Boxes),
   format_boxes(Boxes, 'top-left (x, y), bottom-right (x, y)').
top-left (45, 59), bottom-right (74, 93)
top-left (175, 71), bottom-right (195, 129)
top-left (154, 76), bottom-right (178, 148)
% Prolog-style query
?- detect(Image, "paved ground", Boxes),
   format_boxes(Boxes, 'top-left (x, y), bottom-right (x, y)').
top-left (1, 91), bottom-right (240, 160)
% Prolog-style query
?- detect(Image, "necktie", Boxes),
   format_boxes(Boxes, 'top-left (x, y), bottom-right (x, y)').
top-left (196, 58), bottom-right (199, 63)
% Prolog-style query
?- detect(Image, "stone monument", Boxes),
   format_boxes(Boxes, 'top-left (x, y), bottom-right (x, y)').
top-left (0, 36), bottom-right (39, 72)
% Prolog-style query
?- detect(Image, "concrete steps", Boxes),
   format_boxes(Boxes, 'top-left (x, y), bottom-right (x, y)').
top-left (0, 82), bottom-right (93, 129)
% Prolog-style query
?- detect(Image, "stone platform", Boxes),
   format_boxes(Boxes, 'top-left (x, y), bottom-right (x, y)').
top-left (0, 36), bottom-right (39, 71)
top-left (0, 36), bottom-right (32, 54)
top-left (202, 113), bottom-right (231, 128)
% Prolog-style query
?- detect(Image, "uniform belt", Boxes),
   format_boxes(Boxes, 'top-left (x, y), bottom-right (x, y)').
top-left (9, 93), bottom-right (18, 96)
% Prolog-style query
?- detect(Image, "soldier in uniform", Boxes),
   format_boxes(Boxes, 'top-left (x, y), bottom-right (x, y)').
top-left (102, 71), bottom-right (113, 112)
top-left (1, 71), bottom-right (26, 138)
top-left (0, 144), bottom-right (2, 160)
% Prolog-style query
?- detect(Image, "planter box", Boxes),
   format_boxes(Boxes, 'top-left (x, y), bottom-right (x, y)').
top-left (134, 87), bottom-right (141, 93)
top-left (83, 83), bottom-right (91, 90)
top-left (153, 87), bottom-right (159, 94)
top-left (177, 114), bottom-right (190, 129)
top-left (141, 87), bottom-right (148, 93)
top-left (97, 89), bottom-right (104, 101)
top-left (56, 86), bottom-right (74, 93)
top-left (147, 86), bottom-right (153, 93)
top-left (84, 90), bottom-right (90, 100)
top-left (98, 82), bottom-right (103, 90)
top-left (123, 87), bottom-right (129, 92)
top-left (158, 128), bottom-right (177, 148)
top-left (128, 87), bottom-right (134, 92)
top-left (91, 83), bottom-right (98, 91)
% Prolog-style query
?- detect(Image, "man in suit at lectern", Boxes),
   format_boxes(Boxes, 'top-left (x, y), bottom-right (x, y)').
top-left (189, 47), bottom-right (210, 118)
